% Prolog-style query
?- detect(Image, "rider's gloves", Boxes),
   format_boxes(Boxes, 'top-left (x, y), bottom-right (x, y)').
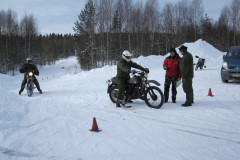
top-left (20, 68), bottom-right (25, 73)
top-left (163, 66), bottom-right (168, 70)
top-left (34, 70), bottom-right (39, 76)
top-left (130, 70), bottom-right (136, 74)
top-left (144, 68), bottom-right (149, 73)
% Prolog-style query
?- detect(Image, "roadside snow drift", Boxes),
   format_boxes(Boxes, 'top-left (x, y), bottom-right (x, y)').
top-left (0, 39), bottom-right (240, 160)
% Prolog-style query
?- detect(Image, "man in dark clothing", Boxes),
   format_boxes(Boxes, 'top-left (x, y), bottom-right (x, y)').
top-left (163, 48), bottom-right (181, 103)
top-left (179, 45), bottom-right (194, 107)
top-left (19, 57), bottom-right (42, 95)
top-left (116, 50), bottom-right (147, 107)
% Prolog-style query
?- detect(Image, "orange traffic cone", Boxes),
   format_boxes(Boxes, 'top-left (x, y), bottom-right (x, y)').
top-left (90, 117), bottom-right (101, 132)
top-left (208, 88), bottom-right (213, 96)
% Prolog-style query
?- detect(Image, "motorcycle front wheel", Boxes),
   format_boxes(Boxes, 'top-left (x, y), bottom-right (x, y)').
top-left (27, 81), bottom-right (33, 97)
top-left (144, 86), bottom-right (164, 109)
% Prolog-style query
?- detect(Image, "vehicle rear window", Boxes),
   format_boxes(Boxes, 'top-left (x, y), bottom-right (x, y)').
top-left (227, 47), bottom-right (240, 58)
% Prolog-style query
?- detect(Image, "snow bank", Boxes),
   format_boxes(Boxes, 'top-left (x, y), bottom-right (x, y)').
top-left (180, 39), bottom-right (225, 67)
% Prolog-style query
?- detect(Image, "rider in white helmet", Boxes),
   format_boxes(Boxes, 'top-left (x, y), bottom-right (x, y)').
top-left (19, 57), bottom-right (42, 95)
top-left (116, 50), bottom-right (148, 107)
top-left (122, 50), bottom-right (133, 62)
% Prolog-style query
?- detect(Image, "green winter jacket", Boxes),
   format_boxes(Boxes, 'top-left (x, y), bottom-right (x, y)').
top-left (19, 63), bottom-right (39, 75)
top-left (179, 51), bottom-right (194, 79)
top-left (116, 58), bottom-right (145, 79)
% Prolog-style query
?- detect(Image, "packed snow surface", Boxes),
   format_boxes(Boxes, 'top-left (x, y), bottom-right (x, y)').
top-left (0, 39), bottom-right (240, 160)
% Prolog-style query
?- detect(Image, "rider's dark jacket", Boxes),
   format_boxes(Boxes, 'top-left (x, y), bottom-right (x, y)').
top-left (116, 58), bottom-right (144, 80)
top-left (19, 63), bottom-right (39, 76)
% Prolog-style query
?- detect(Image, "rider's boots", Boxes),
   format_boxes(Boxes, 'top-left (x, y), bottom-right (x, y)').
top-left (125, 96), bottom-right (133, 103)
top-left (128, 100), bottom-right (133, 103)
top-left (116, 102), bottom-right (121, 107)
top-left (19, 88), bottom-right (24, 95)
top-left (116, 99), bottom-right (126, 107)
top-left (34, 80), bottom-right (42, 94)
top-left (19, 78), bottom-right (27, 95)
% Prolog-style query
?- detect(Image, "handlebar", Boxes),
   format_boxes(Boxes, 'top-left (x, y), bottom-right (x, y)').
top-left (134, 70), bottom-right (149, 75)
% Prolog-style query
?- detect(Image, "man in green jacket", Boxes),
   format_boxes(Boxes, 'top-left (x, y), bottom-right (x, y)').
top-left (116, 50), bottom-right (147, 107)
top-left (19, 57), bottom-right (42, 95)
top-left (179, 45), bottom-right (194, 107)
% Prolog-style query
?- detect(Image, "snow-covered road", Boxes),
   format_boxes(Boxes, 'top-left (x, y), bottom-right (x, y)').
top-left (0, 40), bottom-right (240, 160)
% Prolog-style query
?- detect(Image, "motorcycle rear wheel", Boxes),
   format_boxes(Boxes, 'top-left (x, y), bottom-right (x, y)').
top-left (109, 85), bottom-right (118, 103)
top-left (144, 86), bottom-right (164, 109)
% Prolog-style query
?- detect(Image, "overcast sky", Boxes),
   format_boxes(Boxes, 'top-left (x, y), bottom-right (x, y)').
top-left (0, 0), bottom-right (231, 35)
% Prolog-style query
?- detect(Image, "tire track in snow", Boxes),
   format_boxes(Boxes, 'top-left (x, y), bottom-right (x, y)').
top-left (135, 115), bottom-right (240, 145)
top-left (174, 129), bottom-right (240, 145)
top-left (136, 115), bottom-right (240, 135)
top-left (0, 147), bottom-right (38, 158)
top-left (232, 95), bottom-right (240, 103)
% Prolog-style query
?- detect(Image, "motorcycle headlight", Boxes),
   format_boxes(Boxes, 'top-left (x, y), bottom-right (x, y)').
top-left (223, 62), bottom-right (228, 69)
top-left (144, 73), bottom-right (148, 78)
top-left (28, 72), bottom-right (33, 76)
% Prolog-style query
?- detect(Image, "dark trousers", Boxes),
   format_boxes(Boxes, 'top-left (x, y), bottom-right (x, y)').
top-left (20, 73), bottom-right (41, 92)
top-left (182, 78), bottom-right (194, 103)
top-left (164, 77), bottom-right (177, 101)
top-left (117, 78), bottom-right (129, 101)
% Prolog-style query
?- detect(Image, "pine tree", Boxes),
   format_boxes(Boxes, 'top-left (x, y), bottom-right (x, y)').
top-left (112, 10), bottom-right (121, 33)
top-left (73, 0), bottom-right (97, 70)
top-left (201, 14), bottom-right (213, 43)
top-left (111, 10), bottom-right (122, 62)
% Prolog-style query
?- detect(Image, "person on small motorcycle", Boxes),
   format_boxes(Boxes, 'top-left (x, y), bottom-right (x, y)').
top-left (116, 50), bottom-right (148, 107)
top-left (19, 57), bottom-right (42, 95)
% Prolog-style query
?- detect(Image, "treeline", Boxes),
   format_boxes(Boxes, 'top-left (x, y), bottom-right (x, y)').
top-left (0, 9), bottom-right (74, 75)
top-left (74, 0), bottom-right (240, 70)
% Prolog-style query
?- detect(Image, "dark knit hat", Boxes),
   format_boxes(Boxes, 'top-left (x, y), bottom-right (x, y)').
top-left (178, 45), bottom-right (188, 52)
top-left (169, 48), bottom-right (177, 53)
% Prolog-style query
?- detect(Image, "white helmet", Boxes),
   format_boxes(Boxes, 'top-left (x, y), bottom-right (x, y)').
top-left (122, 50), bottom-right (133, 62)
top-left (26, 57), bottom-right (33, 64)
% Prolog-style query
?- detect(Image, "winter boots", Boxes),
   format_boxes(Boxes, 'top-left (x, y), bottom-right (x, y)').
top-left (164, 95), bottom-right (176, 103)
top-left (116, 102), bottom-right (121, 107)
top-left (19, 79), bottom-right (42, 95)
top-left (34, 80), bottom-right (42, 93)
top-left (19, 88), bottom-right (24, 95)
top-left (164, 77), bottom-right (177, 103)
top-left (164, 98), bottom-right (168, 103)
top-left (19, 88), bottom-right (42, 95)
top-left (128, 100), bottom-right (133, 103)
top-left (181, 102), bottom-right (192, 107)
top-left (116, 99), bottom-right (132, 107)
top-left (116, 99), bottom-right (125, 107)
top-left (172, 95), bottom-right (176, 103)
